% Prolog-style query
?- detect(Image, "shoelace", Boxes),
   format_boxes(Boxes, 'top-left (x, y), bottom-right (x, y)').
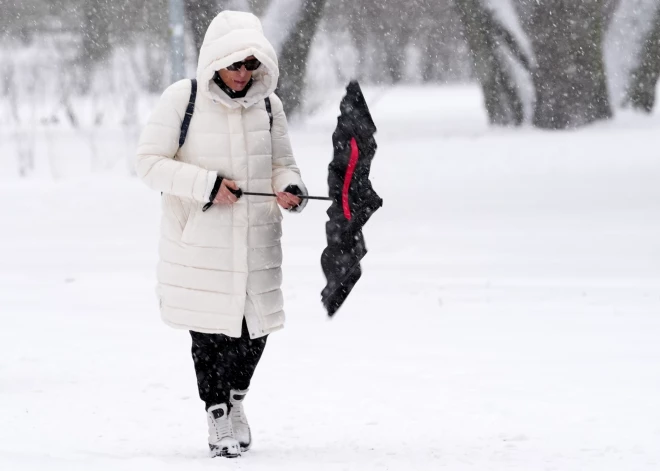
top-left (212, 413), bottom-right (234, 440)
top-left (231, 402), bottom-right (248, 425)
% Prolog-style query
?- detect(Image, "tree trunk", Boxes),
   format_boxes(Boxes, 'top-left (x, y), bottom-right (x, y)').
top-left (82, 0), bottom-right (111, 66)
top-left (602, 0), bottom-right (622, 32)
top-left (421, 25), bottom-right (441, 83)
top-left (527, 0), bottom-right (612, 129)
top-left (626, 5), bottom-right (660, 113)
top-left (185, 0), bottom-right (224, 54)
top-left (78, 0), bottom-right (111, 94)
top-left (456, 0), bottom-right (524, 126)
top-left (276, 0), bottom-right (327, 115)
top-left (344, 3), bottom-right (370, 83)
top-left (383, 26), bottom-right (408, 84)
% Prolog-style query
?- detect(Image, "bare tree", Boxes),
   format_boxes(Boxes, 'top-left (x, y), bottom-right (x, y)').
top-left (0, 0), bottom-right (48, 44)
top-left (82, 0), bottom-right (111, 65)
top-left (419, 0), bottom-right (470, 83)
top-left (370, 3), bottom-right (415, 83)
top-left (517, 0), bottom-right (612, 129)
top-left (308, 0), bottom-right (473, 86)
top-left (625, 4), bottom-right (660, 112)
top-left (456, 0), bottom-right (527, 126)
top-left (331, 1), bottom-right (371, 82)
top-left (276, 0), bottom-right (328, 115)
top-left (76, 0), bottom-right (112, 94)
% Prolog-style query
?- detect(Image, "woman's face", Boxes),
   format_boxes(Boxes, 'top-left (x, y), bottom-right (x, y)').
top-left (219, 55), bottom-right (258, 91)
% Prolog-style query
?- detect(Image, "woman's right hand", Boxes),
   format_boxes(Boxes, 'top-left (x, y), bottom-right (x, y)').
top-left (213, 179), bottom-right (240, 204)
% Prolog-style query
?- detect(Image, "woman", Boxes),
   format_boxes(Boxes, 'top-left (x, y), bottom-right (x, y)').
top-left (135, 10), bottom-right (307, 458)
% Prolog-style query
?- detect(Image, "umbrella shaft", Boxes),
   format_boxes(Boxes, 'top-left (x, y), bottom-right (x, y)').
top-left (243, 191), bottom-right (332, 201)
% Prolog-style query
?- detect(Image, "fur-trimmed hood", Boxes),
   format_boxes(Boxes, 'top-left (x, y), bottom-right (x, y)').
top-left (196, 10), bottom-right (279, 109)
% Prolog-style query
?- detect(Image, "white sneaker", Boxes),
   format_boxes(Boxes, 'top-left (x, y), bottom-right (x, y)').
top-left (207, 404), bottom-right (241, 458)
top-left (230, 389), bottom-right (252, 451)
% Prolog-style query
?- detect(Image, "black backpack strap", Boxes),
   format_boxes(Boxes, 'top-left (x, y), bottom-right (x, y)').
top-left (265, 96), bottom-right (273, 131)
top-left (179, 78), bottom-right (197, 148)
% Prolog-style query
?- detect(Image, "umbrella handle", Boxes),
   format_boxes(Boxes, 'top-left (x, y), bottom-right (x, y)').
top-left (203, 187), bottom-right (244, 212)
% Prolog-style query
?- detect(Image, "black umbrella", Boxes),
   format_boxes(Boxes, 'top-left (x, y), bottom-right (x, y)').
top-left (321, 81), bottom-right (383, 317)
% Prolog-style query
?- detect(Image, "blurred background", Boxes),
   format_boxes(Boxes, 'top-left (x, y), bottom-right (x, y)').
top-left (0, 0), bottom-right (659, 179)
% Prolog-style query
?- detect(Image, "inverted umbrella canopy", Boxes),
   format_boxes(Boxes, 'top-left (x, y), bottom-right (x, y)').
top-left (321, 81), bottom-right (383, 317)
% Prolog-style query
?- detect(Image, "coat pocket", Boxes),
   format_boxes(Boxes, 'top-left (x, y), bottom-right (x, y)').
top-left (161, 194), bottom-right (194, 241)
top-left (180, 203), bottom-right (234, 247)
top-left (163, 194), bottom-right (189, 229)
top-left (180, 203), bottom-right (201, 244)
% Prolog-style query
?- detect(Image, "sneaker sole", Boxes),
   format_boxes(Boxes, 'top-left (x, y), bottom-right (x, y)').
top-left (239, 430), bottom-right (252, 452)
top-left (209, 445), bottom-right (241, 459)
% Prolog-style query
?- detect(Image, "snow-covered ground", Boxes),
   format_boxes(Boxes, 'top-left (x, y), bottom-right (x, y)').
top-left (2, 85), bottom-right (660, 470)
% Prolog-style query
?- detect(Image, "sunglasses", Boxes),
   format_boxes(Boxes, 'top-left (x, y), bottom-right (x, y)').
top-left (226, 58), bottom-right (261, 71)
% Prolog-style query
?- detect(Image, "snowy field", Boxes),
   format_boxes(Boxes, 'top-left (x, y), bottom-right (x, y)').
top-left (1, 85), bottom-right (660, 470)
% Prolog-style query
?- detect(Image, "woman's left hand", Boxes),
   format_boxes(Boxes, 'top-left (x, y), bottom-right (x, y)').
top-left (276, 192), bottom-right (301, 210)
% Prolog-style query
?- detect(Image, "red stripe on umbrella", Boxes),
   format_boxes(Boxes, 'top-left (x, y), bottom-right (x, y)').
top-left (342, 138), bottom-right (360, 220)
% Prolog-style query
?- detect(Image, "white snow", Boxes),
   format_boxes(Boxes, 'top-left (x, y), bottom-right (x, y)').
top-left (1, 85), bottom-right (660, 470)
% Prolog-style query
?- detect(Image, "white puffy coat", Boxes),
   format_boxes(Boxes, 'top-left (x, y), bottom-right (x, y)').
top-left (135, 11), bottom-right (307, 338)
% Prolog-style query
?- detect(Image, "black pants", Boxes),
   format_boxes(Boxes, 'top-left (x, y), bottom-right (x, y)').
top-left (190, 318), bottom-right (268, 410)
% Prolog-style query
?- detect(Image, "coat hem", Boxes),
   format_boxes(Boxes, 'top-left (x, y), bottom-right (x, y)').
top-left (161, 313), bottom-right (284, 339)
